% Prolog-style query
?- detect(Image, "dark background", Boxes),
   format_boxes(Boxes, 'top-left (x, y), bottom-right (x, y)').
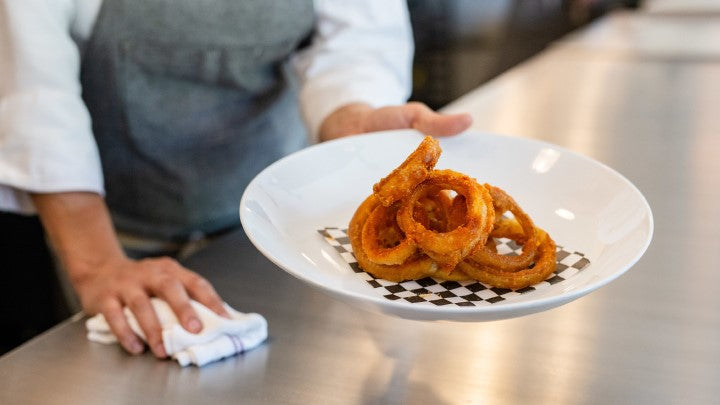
top-left (409, 0), bottom-right (641, 109)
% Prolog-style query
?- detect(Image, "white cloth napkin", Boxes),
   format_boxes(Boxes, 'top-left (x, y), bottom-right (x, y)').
top-left (86, 298), bottom-right (267, 367)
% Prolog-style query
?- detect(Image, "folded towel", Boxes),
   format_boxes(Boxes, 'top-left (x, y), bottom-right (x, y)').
top-left (86, 298), bottom-right (267, 367)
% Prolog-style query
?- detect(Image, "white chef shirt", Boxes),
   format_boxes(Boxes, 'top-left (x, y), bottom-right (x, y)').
top-left (0, 0), bottom-right (413, 214)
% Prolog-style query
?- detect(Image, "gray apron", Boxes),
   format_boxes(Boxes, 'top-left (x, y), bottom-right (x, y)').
top-left (80, 0), bottom-right (314, 241)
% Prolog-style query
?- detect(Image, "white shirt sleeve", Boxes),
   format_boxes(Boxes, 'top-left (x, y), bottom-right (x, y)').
top-left (293, 0), bottom-right (414, 142)
top-left (0, 0), bottom-right (103, 214)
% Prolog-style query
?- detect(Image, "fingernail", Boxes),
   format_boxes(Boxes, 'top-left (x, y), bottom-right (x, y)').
top-left (127, 339), bottom-right (144, 355)
top-left (187, 317), bottom-right (202, 333)
top-left (153, 342), bottom-right (167, 358)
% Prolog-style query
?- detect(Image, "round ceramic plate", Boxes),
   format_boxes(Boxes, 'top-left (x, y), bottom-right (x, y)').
top-left (240, 130), bottom-right (653, 322)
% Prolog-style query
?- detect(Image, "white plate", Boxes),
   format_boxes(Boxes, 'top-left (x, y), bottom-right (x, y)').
top-left (240, 130), bottom-right (653, 321)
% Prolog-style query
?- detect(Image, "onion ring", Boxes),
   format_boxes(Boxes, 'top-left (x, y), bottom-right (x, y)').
top-left (348, 137), bottom-right (559, 290)
top-left (373, 136), bottom-right (441, 206)
top-left (457, 229), bottom-right (557, 290)
top-left (361, 203), bottom-right (417, 265)
top-left (429, 266), bottom-right (473, 281)
top-left (468, 185), bottom-right (540, 271)
top-left (349, 194), bottom-right (437, 282)
top-left (491, 217), bottom-right (528, 242)
top-left (397, 170), bottom-right (494, 269)
top-left (444, 193), bottom-right (467, 231)
top-left (413, 194), bottom-right (448, 232)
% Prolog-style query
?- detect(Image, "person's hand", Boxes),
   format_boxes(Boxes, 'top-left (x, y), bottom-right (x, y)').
top-left (32, 192), bottom-right (230, 359)
top-left (74, 255), bottom-right (229, 358)
top-left (318, 102), bottom-right (472, 142)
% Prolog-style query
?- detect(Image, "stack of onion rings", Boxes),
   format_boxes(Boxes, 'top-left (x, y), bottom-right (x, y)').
top-left (348, 136), bottom-right (557, 289)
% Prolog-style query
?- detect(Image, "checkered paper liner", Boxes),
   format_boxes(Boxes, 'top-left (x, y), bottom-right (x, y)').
top-left (318, 227), bottom-right (591, 307)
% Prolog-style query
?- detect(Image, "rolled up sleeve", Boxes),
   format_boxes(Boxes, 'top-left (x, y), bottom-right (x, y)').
top-left (0, 0), bottom-right (103, 214)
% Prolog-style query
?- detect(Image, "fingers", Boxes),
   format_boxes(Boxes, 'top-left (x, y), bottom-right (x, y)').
top-left (101, 299), bottom-right (145, 355)
top-left (153, 273), bottom-right (203, 333)
top-left (83, 256), bottom-right (228, 358)
top-left (366, 102), bottom-right (472, 137)
top-left (319, 102), bottom-right (472, 141)
top-left (146, 257), bottom-right (229, 322)
top-left (413, 111), bottom-right (472, 137)
top-left (123, 288), bottom-right (166, 358)
top-left (179, 270), bottom-right (230, 318)
top-left (404, 102), bottom-right (473, 137)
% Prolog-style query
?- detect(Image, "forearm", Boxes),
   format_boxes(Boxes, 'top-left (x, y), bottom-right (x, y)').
top-left (30, 191), bottom-right (127, 287)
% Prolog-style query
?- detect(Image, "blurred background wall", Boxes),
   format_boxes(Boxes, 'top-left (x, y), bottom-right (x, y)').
top-left (408, 0), bottom-right (641, 109)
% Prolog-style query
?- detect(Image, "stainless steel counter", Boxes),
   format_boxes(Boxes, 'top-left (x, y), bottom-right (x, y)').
top-left (2, 8), bottom-right (719, 404)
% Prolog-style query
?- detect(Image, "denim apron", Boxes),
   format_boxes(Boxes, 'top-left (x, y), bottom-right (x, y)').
top-left (80, 0), bottom-right (314, 241)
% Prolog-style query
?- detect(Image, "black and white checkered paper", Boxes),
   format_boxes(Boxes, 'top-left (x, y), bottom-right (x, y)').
top-left (318, 227), bottom-right (590, 307)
